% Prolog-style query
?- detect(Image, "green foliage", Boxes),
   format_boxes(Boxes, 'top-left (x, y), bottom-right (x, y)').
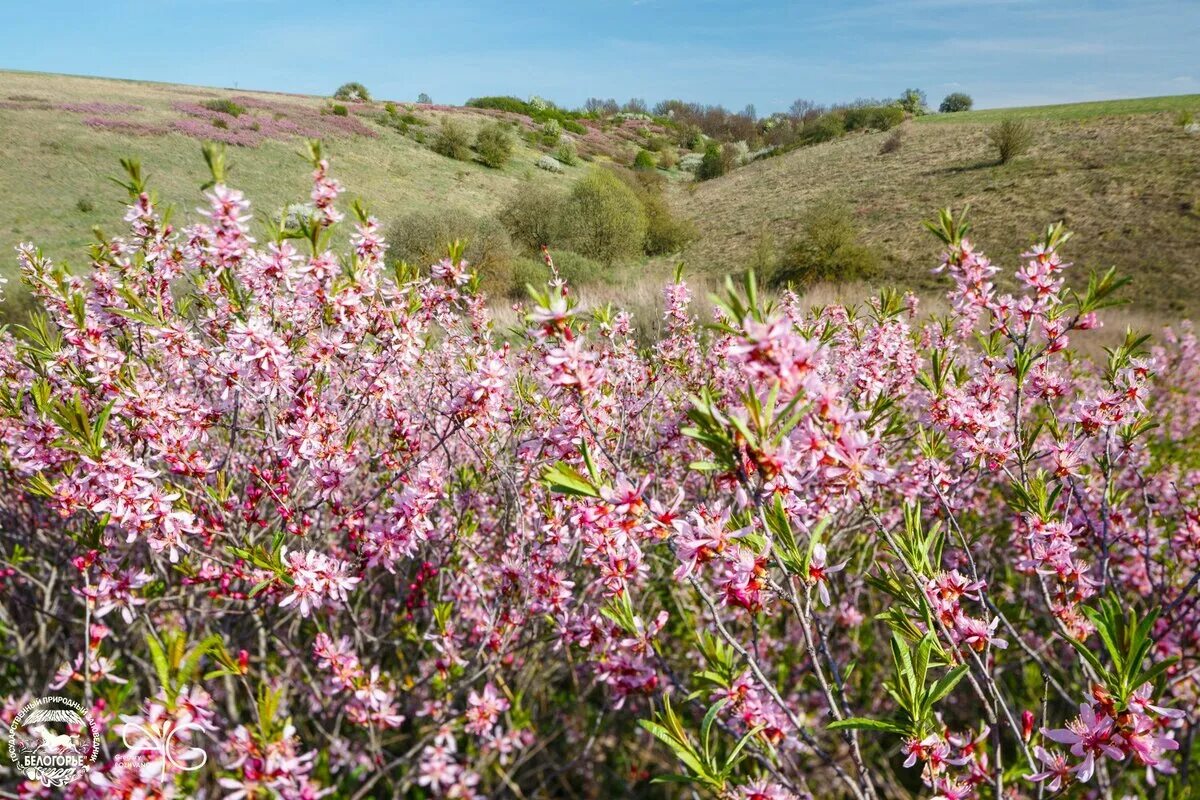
top-left (562, 168), bottom-right (648, 264)
top-left (771, 199), bottom-right (877, 287)
top-left (416, 92), bottom-right (432, 105)
top-left (333, 82), bottom-right (371, 102)
top-left (556, 139), bottom-right (579, 165)
top-left (987, 117), bottom-right (1034, 163)
top-left (939, 92), bottom-right (974, 113)
top-left (475, 121), bottom-right (515, 168)
top-left (828, 633), bottom-right (967, 739)
top-left (466, 95), bottom-right (587, 134)
top-left (898, 88), bottom-right (927, 116)
top-left (328, 103), bottom-right (349, 117)
top-left (433, 118), bottom-right (472, 161)
top-left (75, 198), bottom-right (93, 213)
top-left (696, 142), bottom-right (733, 181)
top-left (201, 98), bottom-right (246, 117)
top-left (632, 149), bottom-right (657, 171)
top-left (639, 695), bottom-right (760, 793)
top-left (386, 208), bottom-right (516, 291)
top-left (1063, 596), bottom-right (1178, 711)
top-left (498, 185), bottom-right (570, 251)
top-left (799, 112), bottom-right (846, 145)
top-left (843, 104), bottom-right (905, 132)
top-left (540, 119), bottom-right (562, 146)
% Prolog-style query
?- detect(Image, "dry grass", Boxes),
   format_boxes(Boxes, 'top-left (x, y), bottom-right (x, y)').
top-left (675, 114), bottom-right (1200, 320)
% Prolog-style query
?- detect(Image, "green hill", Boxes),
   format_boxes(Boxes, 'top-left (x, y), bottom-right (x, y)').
top-left (674, 97), bottom-right (1200, 316)
top-left (4, 70), bottom-right (1200, 322)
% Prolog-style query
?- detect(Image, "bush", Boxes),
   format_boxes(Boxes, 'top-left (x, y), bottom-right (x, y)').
top-left (475, 122), bottom-right (515, 168)
top-left (563, 169), bottom-right (648, 264)
top-left (202, 98), bottom-right (246, 117)
top-left (799, 112), bottom-right (846, 145)
top-left (433, 118), bottom-right (472, 161)
top-left (416, 92), bottom-right (432, 104)
top-left (771, 199), bottom-right (877, 287)
top-left (540, 119), bottom-right (562, 146)
top-left (556, 140), bottom-right (579, 166)
top-left (940, 92), bottom-right (973, 113)
top-left (898, 88), bottom-right (927, 116)
top-left (641, 192), bottom-right (696, 255)
top-left (536, 155), bottom-right (564, 173)
top-left (987, 118), bottom-right (1034, 164)
top-left (657, 148), bottom-right (678, 170)
top-left (696, 143), bottom-right (735, 181)
top-left (498, 185), bottom-right (570, 251)
top-left (329, 104), bottom-right (349, 117)
top-left (76, 198), bottom-right (94, 213)
top-left (879, 128), bottom-right (903, 155)
top-left (632, 149), bottom-right (656, 171)
top-left (386, 208), bottom-right (515, 291)
top-left (843, 104), bottom-right (904, 132)
top-left (333, 82), bottom-right (371, 102)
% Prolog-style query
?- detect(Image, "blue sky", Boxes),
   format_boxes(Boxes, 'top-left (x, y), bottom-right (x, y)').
top-left (3, 0), bottom-right (1196, 114)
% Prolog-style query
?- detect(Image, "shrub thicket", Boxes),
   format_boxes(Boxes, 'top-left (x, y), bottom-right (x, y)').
top-left (771, 200), bottom-right (877, 287)
top-left (697, 143), bottom-right (735, 181)
top-left (940, 92), bottom-right (973, 113)
top-left (988, 118), bottom-right (1034, 164)
top-left (842, 104), bottom-right (904, 132)
top-left (563, 169), bottom-right (648, 264)
top-left (898, 88), bottom-right (927, 116)
top-left (556, 140), bottom-right (579, 165)
top-left (632, 149), bottom-right (656, 171)
top-left (433, 119), bottom-right (472, 161)
top-left (466, 96), bottom-right (588, 134)
top-left (386, 208), bottom-right (516, 291)
top-left (475, 122), bottom-right (515, 168)
top-left (202, 98), bottom-right (246, 117)
top-left (333, 82), bottom-right (371, 102)
top-left (498, 185), bottom-right (570, 251)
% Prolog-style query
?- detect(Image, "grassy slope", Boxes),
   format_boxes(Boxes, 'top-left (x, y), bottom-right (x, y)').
top-left (675, 97), bottom-right (1200, 315)
top-left (0, 71), bottom-right (589, 296)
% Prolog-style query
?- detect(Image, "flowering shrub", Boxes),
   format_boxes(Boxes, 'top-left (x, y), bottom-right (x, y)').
top-left (0, 144), bottom-right (1196, 799)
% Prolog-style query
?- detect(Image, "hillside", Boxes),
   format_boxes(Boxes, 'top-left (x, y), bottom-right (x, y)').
top-left (676, 98), bottom-right (1200, 315)
top-left (4, 70), bottom-right (1200, 321)
top-left (0, 70), bottom-right (669, 314)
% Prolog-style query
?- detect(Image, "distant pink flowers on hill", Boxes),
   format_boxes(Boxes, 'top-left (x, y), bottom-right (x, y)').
top-left (0, 145), bottom-right (1195, 799)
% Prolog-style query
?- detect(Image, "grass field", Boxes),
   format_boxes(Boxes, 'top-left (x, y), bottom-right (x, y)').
top-left (675, 103), bottom-right (1200, 316)
top-left (916, 94), bottom-right (1200, 124)
top-left (0, 70), bottom-right (594, 314)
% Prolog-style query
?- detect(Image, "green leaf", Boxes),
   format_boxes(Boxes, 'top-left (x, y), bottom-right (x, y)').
top-left (541, 462), bottom-right (600, 498)
top-left (827, 717), bottom-right (906, 734)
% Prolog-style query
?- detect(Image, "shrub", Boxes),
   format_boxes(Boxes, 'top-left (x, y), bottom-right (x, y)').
top-left (696, 143), bottom-right (735, 181)
top-left (536, 154), bottom-right (564, 173)
top-left (843, 104), bottom-right (904, 132)
top-left (799, 112), bottom-right (846, 145)
top-left (987, 117), bottom-right (1034, 164)
top-left (498, 185), bottom-right (569, 251)
top-left (433, 118), bottom-right (472, 160)
top-left (940, 92), bottom-right (974, 113)
top-left (563, 168), bottom-right (648, 264)
top-left (879, 128), bottom-right (903, 155)
top-left (3, 150), bottom-right (1196, 800)
top-left (201, 98), bottom-right (246, 117)
top-left (333, 82), bottom-right (371, 102)
top-left (386, 207), bottom-right (515, 290)
top-left (898, 88), bottom-right (927, 116)
top-left (75, 198), bottom-right (94, 213)
top-left (416, 92), bottom-right (432, 104)
top-left (329, 104), bottom-right (349, 117)
top-left (657, 148), bottom-right (678, 170)
top-left (678, 152), bottom-right (704, 173)
top-left (475, 122), bottom-right (515, 168)
top-left (640, 191), bottom-right (696, 255)
top-left (540, 119), bottom-right (562, 146)
top-left (1176, 109), bottom-right (1195, 127)
top-left (556, 140), bottom-right (579, 166)
top-left (632, 149), bottom-right (656, 171)
top-left (212, 117), bottom-right (229, 130)
top-left (771, 199), bottom-right (877, 287)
